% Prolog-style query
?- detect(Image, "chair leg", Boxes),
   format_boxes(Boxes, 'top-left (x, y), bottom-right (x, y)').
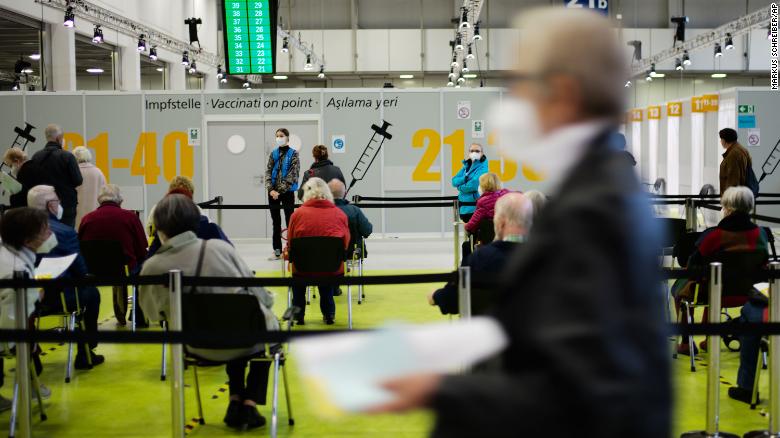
top-left (282, 360), bottom-right (294, 426)
top-left (270, 353), bottom-right (281, 438)
top-left (160, 320), bottom-right (168, 381)
top-left (306, 286), bottom-right (310, 305)
top-left (192, 365), bottom-right (205, 425)
top-left (287, 287), bottom-right (292, 309)
top-left (347, 284), bottom-right (353, 330)
top-left (359, 259), bottom-right (365, 303)
top-left (65, 315), bottom-right (75, 383)
top-left (29, 363), bottom-right (46, 421)
top-left (762, 349), bottom-right (768, 370)
top-left (684, 302), bottom-right (696, 372)
top-left (9, 380), bottom-right (18, 438)
top-left (131, 286), bottom-right (138, 332)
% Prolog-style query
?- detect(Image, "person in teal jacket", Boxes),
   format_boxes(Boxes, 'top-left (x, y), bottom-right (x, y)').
top-left (452, 143), bottom-right (488, 222)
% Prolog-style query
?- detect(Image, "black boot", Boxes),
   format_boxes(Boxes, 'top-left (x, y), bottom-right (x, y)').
top-left (241, 405), bottom-right (266, 430)
top-left (223, 400), bottom-right (243, 428)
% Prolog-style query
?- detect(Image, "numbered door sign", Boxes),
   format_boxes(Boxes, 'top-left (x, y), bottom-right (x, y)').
top-left (629, 109), bottom-right (643, 122)
top-left (667, 102), bottom-right (682, 117)
top-left (701, 94), bottom-right (719, 112)
top-left (691, 96), bottom-right (705, 113)
top-left (647, 106), bottom-right (661, 120)
top-left (564, 0), bottom-right (609, 15)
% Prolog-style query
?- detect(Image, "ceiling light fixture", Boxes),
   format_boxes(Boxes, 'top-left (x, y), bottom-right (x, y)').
top-left (459, 7), bottom-right (470, 29)
top-left (188, 61), bottom-right (197, 74)
top-left (273, 75), bottom-right (288, 80)
top-left (318, 66), bottom-right (326, 79)
top-left (86, 68), bottom-right (104, 74)
top-left (217, 65), bottom-right (224, 79)
top-left (725, 33), bottom-right (734, 50)
top-left (281, 37), bottom-right (289, 53)
top-left (304, 54), bottom-right (313, 70)
top-left (472, 22), bottom-right (482, 41)
top-left (63, 5), bottom-right (75, 27)
top-left (463, 73), bottom-right (477, 79)
top-left (29, 53), bottom-right (40, 60)
top-left (466, 44), bottom-right (475, 60)
top-left (181, 51), bottom-right (189, 66)
top-left (137, 34), bottom-right (147, 52)
top-left (711, 73), bottom-right (727, 78)
top-left (682, 50), bottom-right (691, 66)
top-left (92, 25), bottom-right (104, 43)
top-left (675, 58), bottom-right (683, 71)
top-left (399, 74), bottom-right (414, 79)
top-left (155, 67), bottom-right (164, 72)
top-left (149, 46), bottom-right (158, 61)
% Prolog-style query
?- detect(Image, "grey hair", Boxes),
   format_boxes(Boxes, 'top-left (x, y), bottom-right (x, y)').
top-left (27, 185), bottom-right (58, 210)
top-left (98, 184), bottom-right (123, 204)
top-left (153, 194), bottom-right (200, 238)
top-left (523, 190), bottom-right (547, 226)
top-left (513, 8), bottom-right (628, 118)
top-left (45, 124), bottom-right (63, 142)
top-left (328, 178), bottom-right (346, 200)
top-left (721, 186), bottom-right (754, 214)
top-left (302, 177), bottom-right (334, 203)
top-left (73, 146), bottom-right (92, 164)
top-left (495, 192), bottom-right (534, 231)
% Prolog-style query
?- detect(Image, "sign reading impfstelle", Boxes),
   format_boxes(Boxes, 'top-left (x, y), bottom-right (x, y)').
top-left (221, 0), bottom-right (277, 75)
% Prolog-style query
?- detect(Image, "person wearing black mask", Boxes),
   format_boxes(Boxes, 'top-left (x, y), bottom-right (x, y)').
top-left (264, 128), bottom-right (300, 260)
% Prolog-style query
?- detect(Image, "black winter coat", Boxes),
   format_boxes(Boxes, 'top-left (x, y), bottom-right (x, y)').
top-left (297, 159), bottom-right (345, 200)
top-left (431, 130), bottom-right (670, 438)
top-left (30, 142), bottom-right (83, 208)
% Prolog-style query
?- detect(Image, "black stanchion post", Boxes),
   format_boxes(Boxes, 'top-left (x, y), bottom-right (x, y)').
top-left (682, 262), bottom-right (739, 438)
top-left (216, 196), bottom-right (223, 229)
top-left (169, 270), bottom-right (185, 438)
top-left (13, 271), bottom-right (31, 438)
top-left (453, 200), bottom-right (461, 270)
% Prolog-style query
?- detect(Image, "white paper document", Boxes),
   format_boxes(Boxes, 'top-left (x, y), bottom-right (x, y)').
top-left (292, 317), bottom-right (508, 414)
top-left (35, 254), bottom-right (78, 279)
top-left (0, 171), bottom-right (22, 195)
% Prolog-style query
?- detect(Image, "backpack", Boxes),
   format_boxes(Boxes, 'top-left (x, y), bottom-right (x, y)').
top-left (746, 162), bottom-right (760, 198)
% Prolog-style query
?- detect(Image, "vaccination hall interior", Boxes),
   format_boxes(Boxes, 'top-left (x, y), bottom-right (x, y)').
top-left (0, 0), bottom-right (779, 437)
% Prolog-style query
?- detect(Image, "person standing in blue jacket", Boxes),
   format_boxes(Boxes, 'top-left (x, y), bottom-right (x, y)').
top-left (264, 128), bottom-right (300, 260)
top-left (452, 143), bottom-right (488, 222)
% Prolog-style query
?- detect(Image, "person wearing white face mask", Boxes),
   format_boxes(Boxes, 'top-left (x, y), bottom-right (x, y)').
top-left (27, 185), bottom-right (104, 369)
top-left (369, 8), bottom-right (669, 438)
top-left (452, 143), bottom-right (488, 222)
top-left (264, 128), bottom-right (300, 260)
top-left (0, 207), bottom-right (55, 408)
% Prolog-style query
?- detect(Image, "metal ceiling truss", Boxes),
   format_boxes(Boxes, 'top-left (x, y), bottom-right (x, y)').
top-left (276, 27), bottom-right (324, 69)
top-left (34, 0), bottom-right (223, 67)
top-left (631, 5), bottom-right (772, 76)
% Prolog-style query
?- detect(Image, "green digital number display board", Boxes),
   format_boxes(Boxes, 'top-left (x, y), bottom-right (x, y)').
top-left (221, 0), bottom-right (278, 75)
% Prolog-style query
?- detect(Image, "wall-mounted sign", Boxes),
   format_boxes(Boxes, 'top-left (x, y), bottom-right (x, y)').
top-left (628, 109), bottom-right (643, 122)
top-left (472, 120), bottom-right (484, 138)
top-left (747, 129), bottom-right (761, 147)
top-left (667, 102), bottom-right (682, 117)
top-left (331, 134), bottom-right (346, 154)
top-left (738, 104), bottom-right (756, 114)
top-left (457, 101), bottom-right (471, 120)
top-left (221, 0), bottom-right (278, 75)
top-left (738, 114), bottom-right (757, 129)
top-left (647, 106), bottom-right (661, 120)
top-left (691, 96), bottom-right (705, 113)
top-left (563, 0), bottom-right (609, 15)
top-left (701, 94), bottom-right (719, 112)
top-left (187, 127), bottom-right (200, 146)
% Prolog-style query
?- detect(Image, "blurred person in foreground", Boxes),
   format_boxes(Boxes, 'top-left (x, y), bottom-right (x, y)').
top-left (73, 146), bottom-right (106, 229)
top-left (428, 193), bottom-right (532, 315)
top-left (139, 194), bottom-right (278, 430)
top-left (369, 8), bottom-right (669, 438)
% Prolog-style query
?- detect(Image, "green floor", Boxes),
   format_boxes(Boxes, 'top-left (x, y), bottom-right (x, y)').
top-left (0, 271), bottom-right (774, 437)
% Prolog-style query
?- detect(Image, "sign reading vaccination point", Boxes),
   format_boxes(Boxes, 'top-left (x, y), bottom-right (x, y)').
top-left (221, 0), bottom-right (277, 75)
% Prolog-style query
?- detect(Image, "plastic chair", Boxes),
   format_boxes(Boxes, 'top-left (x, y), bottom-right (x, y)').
top-left (288, 237), bottom-right (347, 326)
top-left (33, 289), bottom-right (89, 383)
top-left (678, 251), bottom-right (767, 372)
top-left (181, 293), bottom-right (295, 436)
top-left (346, 220), bottom-right (367, 305)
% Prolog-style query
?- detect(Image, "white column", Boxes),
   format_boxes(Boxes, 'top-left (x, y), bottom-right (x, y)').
top-left (50, 24), bottom-right (76, 91)
top-left (168, 65), bottom-right (187, 91)
top-left (119, 45), bottom-right (141, 91)
top-left (201, 65), bottom-right (218, 90)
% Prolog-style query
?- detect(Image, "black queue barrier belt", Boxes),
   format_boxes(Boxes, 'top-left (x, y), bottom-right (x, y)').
top-left (353, 195), bottom-right (458, 202)
top-left (196, 202), bottom-right (474, 209)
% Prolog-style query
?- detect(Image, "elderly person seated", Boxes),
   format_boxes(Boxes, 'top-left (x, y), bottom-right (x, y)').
top-left (3, 147), bottom-right (41, 208)
top-left (328, 178), bottom-right (372, 258)
top-left (146, 176), bottom-right (229, 259)
top-left (78, 184), bottom-right (148, 326)
top-left (429, 193), bottom-right (532, 314)
top-left (0, 207), bottom-right (54, 407)
top-left (523, 190), bottom-right (547, 224)
top-left (465, 173), bottom-right (510, 236)
top-left (139, 194), bottom-right (278, 430)
top-left (73, 146), bottom-right (106, 229)
top-left (286, 177), bottom-right (349, 325)
top-left (28, 185), bottom-right (103, 369)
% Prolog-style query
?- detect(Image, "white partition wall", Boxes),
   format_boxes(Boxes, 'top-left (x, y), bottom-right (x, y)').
top-left (646, 106), bottom-right (661, 184)
top-left (690, 106), bottom-right (706, 194)
top-left (679, 101), bottom-right (694, 194)
top-left (666, 101), bottom-right (682, 196)
top-left (657, 105), bottom-right (669, 189)
top-left (631, 118), bottom-right (643, 175)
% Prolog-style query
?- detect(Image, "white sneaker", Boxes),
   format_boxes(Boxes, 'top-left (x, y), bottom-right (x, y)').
top-left (34, 384), bottom-right (51, 400)
top-left (267, 250), bottom-right (282, 261)
top-left (0, 395), bottom-right (11, 412)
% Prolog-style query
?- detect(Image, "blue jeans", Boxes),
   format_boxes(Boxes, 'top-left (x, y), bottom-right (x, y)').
top-left (737, 300), bottom-right (765, 389)
top-left (292, 285), bottom-right (336, 320)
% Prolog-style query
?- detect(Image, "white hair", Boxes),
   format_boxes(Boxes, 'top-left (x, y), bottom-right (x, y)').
top-left (45, 124), bottom-right (63, 142)
top-left (27, 185), bottom-right (58, 210)
top-left (73, 146), bottom-right (92, 164)
top-left (721, 186), bottom-right (754, 214)
top-left (328, 178), bottom-right (346, 200)
top-left (495, 192), bottom-right (534, 231)
top-left (98, 184), bottom-right (123, 204)
top-left (302, 177), bottom-right (334, 203)
top-left (523, 190), bottom-right (547, 226)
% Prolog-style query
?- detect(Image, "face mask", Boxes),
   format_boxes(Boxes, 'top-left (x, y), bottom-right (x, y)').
top-left (469, 152), bottom-right (481, 161)
top-left (276, 137), bottom-right (288, 147)
top-left (56, 204), bottom-right (64, 221)
top-left (36, 233), bottom-right (58, 254)
top-left (488, 97), bottom-right (582, 191)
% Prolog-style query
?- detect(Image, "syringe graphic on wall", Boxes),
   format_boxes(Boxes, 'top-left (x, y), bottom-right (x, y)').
top-left (345, 120), bottom-right (393, 196)
top-left (759, 136), bottom-right (780, 182)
